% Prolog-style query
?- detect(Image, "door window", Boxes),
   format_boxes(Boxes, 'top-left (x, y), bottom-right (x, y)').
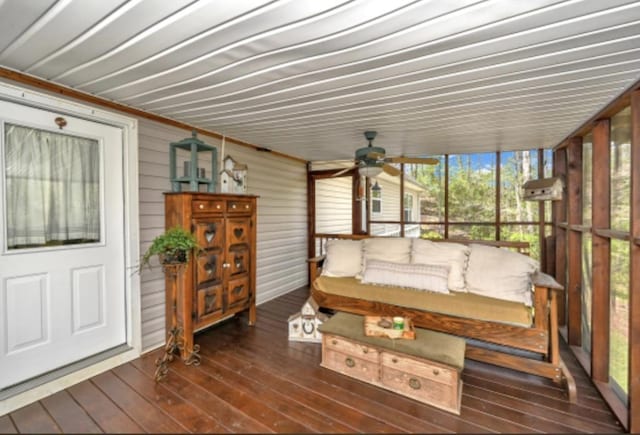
top-left (4, 123), bottom-right (101, 250)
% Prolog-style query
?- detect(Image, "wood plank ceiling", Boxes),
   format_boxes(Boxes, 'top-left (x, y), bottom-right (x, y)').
top-left (1, 0), bottom-right (640, 161)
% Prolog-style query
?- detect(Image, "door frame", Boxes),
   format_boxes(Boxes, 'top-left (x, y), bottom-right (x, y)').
top-left (0, 81), bottom-right (141, 414)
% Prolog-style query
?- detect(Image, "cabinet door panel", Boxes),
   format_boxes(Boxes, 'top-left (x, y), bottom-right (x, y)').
top-left (196, 286), bottom-right (223, 326)
top-left (226, 218), bottom-right (250, 246)
top-left (196, 252), bottom-right (223, 287)
top-left (194, 219), bottom-right (224, 249)
top-left (229, 246), bottom-right (249, 277)
top-left (227, 276), bottom-right (250, 307)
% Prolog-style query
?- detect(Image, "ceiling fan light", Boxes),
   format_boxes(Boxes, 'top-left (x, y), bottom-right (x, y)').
top-left (359, 165), bottom-right (383, 178)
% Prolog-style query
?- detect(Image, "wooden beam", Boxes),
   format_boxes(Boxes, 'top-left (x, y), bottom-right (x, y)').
top-left (553, 148), bottom-right (567, 326)
top-left (566, 136), bottom-right (583, 346)
top-left (629, 90), bottom-right (640, 433)
top-left (0, 67), bottom-right (306, 164)
top-left (591, 119), bottom-right (611, 382)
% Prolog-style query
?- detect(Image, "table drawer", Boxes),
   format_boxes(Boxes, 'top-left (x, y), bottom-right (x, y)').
top-left (227, 200), bottom-right (252, 213)
top-left (192, 199), bottom-right (224, 214)
top-left (321, 348), bottom-right (379, 384)
top-left (381, 351), bottom-right (456, 384)
top-left (323, 334), bottom-right (380, 363)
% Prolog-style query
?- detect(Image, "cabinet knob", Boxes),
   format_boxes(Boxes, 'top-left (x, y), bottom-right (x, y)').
top-left (232, 204), bottom-right (237, 209)
top-left (245, 204), bottom-right (249, 209)
top-left (199, 204), bottom-right (204, 209)
top-left (216, 204), bottom-right (221, 209)
top-left (432, 369), bottom-right (440, 376)
top-left (222, 263), bottom-right (230, 268)
top-left (409, 378), bottom-right (421, 390)
top-left (345, 357), bottom-right (355, 368)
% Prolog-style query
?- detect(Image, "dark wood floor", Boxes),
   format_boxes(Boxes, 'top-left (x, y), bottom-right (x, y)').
top-left (0, 287), bottom-right (625, 433)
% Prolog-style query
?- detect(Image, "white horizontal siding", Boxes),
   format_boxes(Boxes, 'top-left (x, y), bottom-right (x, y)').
top-left (137, 120), bottom-right (307, 351)
top-left (315, 177), bottom-right (352, 234)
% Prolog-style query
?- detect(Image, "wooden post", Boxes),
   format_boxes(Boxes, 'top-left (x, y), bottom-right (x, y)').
top-left (400, 164), bottom-right (405, 237)
top-left (495, 151), bottom-right (501, 241)
top-left (307, 164), bottom-right (315, 266)
top-left (538, 148), bottom-right (547, 270)
top-left (566, 137), bottom-right (583, 346)
top-left (444, 155), bottom-right (450, 239)
top-left (591, 119), bottom-right (611, 382)
top-left (629, 90), bottom-right (640, 433)
top-left (553, 148), bottom-right (567, 327)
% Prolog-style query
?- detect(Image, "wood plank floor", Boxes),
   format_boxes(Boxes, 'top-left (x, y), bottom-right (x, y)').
top-left (1, 287), bottom-right (625, 433)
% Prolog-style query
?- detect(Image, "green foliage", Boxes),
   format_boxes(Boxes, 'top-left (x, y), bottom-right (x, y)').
top-left (138, 226), bottom-right (200, 272)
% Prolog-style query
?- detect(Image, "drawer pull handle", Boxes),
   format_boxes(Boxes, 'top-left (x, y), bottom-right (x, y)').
top-left (409, 378), bottom-right (421, 390)
top-left (199, 204), bottom-right (204, 209)
top-left (331, 339), bottom-right (337, 345)
top-left (392, 358), bottom-right (398, 363)
top-left (432, 369), bottom-right (440, 376)
top-left (345, 357), bottom-right (355, 368)
top-left (362, 347), bottom-right (368, 354)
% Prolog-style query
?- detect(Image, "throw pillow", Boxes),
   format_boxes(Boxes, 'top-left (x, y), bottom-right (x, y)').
top-left (465, 243), bottom-right (539, 306)
top-left (321, 239), bottom-right (363, 277)
top-left (360, 237), bottom-right (412, 277)
top-left (411, 239), bottom-right (469, 291)
top-left (362, 260), bottom-right (450, 293)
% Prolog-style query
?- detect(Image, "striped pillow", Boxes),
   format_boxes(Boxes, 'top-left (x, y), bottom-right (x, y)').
top-left (361, 260), bottom-right (450, 294)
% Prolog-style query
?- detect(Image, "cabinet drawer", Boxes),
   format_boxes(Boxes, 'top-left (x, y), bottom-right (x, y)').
top-left (196, 286), bottom-right (223, 325)
top-left (381, 352), bottom-right (456, 385)
top-left (323, 334), bottom-right (379, 363)
top-left (192, 199), bottom-right (224, 214)
top-left (380, 364), bottom-right (460, 413)
top-left (227, 276), bottom-right (250, 307)
top-left (227, 200), bottom-right (252, 213)
top-left (321, 348), bottom-right (379, 384)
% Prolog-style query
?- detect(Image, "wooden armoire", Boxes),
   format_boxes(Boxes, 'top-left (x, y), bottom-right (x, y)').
top-left (163, 192), bottom-right (257, 362)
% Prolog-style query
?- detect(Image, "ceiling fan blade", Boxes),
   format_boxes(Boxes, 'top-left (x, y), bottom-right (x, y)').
top-left (386, 156), bottom-right (440, 165)
top-left (331, 165), bottom-right (357, 177)
top-left (382, 164), bottom-right (401, 176)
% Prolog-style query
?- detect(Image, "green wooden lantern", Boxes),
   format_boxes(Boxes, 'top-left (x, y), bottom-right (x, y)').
top-left (169, 130), bottom-right (217, 192)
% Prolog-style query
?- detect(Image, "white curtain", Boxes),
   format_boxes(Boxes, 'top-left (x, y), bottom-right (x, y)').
top-left (5, 123), bottom-right (100, 248)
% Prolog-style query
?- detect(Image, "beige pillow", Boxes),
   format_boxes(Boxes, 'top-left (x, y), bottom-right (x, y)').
top-left (362, 260), bottom-right (450, 293)
top-left (411, 239), bottom-right (469, 291)
top-left (465, 243), bottom-right (539, 306)
top-left (321, 239), bottom-right (363, 277)
top-left (360, 237), bottom-right (412, 277)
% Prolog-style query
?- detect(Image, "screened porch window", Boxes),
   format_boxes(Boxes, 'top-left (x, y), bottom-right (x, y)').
top-left (4, 123), bottom-right (101, 250)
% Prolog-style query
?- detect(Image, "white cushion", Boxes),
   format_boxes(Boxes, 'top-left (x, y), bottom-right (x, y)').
top-left (411, 239), bottom-right (469, 291)
top-left (362, 260), bottom-right (450, 293)
top-left (465, 244), bottom-right (539, 306)
top-left (321, 239), bottom-right (363, 277)
top-left (360, 237), bottom-right (412, 277)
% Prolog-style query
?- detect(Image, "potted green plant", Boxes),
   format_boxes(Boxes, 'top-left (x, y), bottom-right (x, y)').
top-left (139, 226), bottom-right (200, 271)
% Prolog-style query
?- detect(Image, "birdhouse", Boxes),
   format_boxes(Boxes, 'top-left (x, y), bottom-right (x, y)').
top-left (523, 177), bottom-right (563, 201)
top-left (220, 155), bottom-right (248, 194)
top-left (288, 297), bottom-right (328, 343)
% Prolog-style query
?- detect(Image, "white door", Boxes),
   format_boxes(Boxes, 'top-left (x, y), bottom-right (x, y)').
top-left (0, 101), bottom-right (126, 390)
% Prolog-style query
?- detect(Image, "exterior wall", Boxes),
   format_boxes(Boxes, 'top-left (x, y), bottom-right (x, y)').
top-left (138, 120), bottom-right (307, 351)
top-left (370, 176), bottom-right (422, 237)
top-left (315, 176), bottom-right (352, 234)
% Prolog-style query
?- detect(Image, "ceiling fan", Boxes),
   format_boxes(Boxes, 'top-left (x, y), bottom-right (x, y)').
top-left (334, 131), bottom-right (439, 177)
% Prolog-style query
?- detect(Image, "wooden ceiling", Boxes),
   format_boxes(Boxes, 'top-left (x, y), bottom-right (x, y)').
top-left (1, 0), bottom-right (640, 162)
